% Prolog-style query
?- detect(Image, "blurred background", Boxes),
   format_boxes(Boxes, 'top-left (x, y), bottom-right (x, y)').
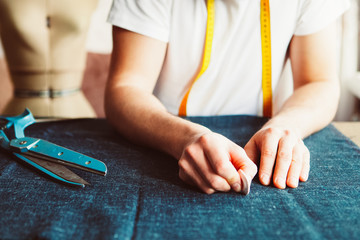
top-left (0, 0), bottom-right (359, 120)
top-left (0, 0), bottom-right (113, 118)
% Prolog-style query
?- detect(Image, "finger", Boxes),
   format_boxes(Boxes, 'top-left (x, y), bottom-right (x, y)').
top-left (286, 142), bottom-right (304, 188)
top-left (259, 128), bottom-right (281, 186)
top-left (178, 167), bottom-right (195, 186)
top-left (200, 136), bottom-right (241, 192)
top-left (230, 144), bottom-right (258, 180)
top-left (230, 145), bottom-right (258, 194)
top-left (273, 132), bottom-right (297, 189)
top-left (194, 157), bottom-right (232, 192)
top-left (178, 158), bottom-right (215, 194)
top-left (244, 139), bottom-right (260, 165)
top-left (300, 146), bottom-right (310, 182)
top-left (179, 170), bottom-right (215, 194)
top-left (183, 143), bottom-right (231, 192)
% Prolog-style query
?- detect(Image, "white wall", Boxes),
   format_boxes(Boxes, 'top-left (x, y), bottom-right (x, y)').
top-left (336, 0), bottom-right (359, 120)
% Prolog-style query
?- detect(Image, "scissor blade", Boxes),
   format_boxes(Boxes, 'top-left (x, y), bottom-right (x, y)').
top-left (13, 153), bottom-right (88, 187)
top-left (10, 137), bottom-right (107, 176)
top-left (25, 155), bottom-right (90, 186)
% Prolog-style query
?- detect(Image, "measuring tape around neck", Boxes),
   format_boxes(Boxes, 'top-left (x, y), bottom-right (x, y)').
top-left (178, 0), bottom-right (272, 117)
top-left (178, 0), bottom-right (215, 116)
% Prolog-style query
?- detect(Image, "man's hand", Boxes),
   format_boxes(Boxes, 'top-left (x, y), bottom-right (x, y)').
top-left (178, 132), bottom-right (257, 194)
top-left (244, 127), bottom-right (310, 189)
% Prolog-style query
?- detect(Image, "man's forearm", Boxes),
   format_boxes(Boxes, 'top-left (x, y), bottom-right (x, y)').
top-left (105, 85), bottom-right (211, 159)
top-left (265, 80), bottom-right (340, 138)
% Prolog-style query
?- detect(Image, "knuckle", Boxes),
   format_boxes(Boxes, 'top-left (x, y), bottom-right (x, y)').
top-left (291, 156), bottom-right (301, 165)
top-left (278, 150), bottom-right (291, 161)
top-left (178, 158), bottom-right (187, 170)
top-left (213, 161), bottom-right (227, 175)
top-left (263, 131), bottom-right (273, 140)
top-left (262, 148), bottom-right (276, 158)
top-left (198, 134), bottom-right (210, 146)
top-left (183, 145), bottom-right (197, 160)
top-left (264, 127), bottom-right (280, 137)
top-left (283, 129), bottom-right (291, 136)
top-left (261, 168), bottom-right (273, 176)
top-left (208, 177), bottom-right (224, 190)
top-left (260, 164), bottom-right (273, 175)
top-left (265, 127), bottom-right (275, 134)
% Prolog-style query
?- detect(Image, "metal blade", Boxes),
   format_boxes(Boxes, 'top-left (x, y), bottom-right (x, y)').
top-left (25, 155), bottom-right (90, 186)
top-left (13, 153), bottom-right (88, 187)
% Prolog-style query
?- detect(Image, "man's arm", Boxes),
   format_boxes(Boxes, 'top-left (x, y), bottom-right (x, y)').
top-left (105, 26), bottom-right (257, 194)
top-left (245, 22), bottom-right (340, 189)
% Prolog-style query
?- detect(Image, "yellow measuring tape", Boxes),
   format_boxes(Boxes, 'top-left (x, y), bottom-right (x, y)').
top-left (178, 0), bottom-right (215, 116)
top-left (178, 0), bottom-right (272, 117)
top-left (260, 0), bottom-right (272, 117)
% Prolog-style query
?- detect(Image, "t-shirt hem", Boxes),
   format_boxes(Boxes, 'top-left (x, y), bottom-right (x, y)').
top-left (108, 13), bottom-right (169, 42)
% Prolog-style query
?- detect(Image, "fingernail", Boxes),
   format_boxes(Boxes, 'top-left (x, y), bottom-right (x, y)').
top-left (301, 172), bottom-right (308, 181)
top-left (289, 177), bottom-right (298, 188)
top-left (275, 177), bottom-right (286, 189)
top-left (260, 174), bottom-right (270, 185)
top-left (232, 183), bottom-right (241, 192)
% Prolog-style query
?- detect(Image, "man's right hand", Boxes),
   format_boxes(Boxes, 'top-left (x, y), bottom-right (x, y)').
top-left (178, 132), bottom-right (258, 194)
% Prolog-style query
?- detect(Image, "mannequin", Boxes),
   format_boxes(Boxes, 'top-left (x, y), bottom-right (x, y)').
top-left (0, 0), bottom-right (97, 118)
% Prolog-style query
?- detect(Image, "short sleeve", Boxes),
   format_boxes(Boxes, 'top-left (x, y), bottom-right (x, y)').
top-left (294, 0), bottom-right (351, 36)
top-left (107, 0), bottom-right (172, 42)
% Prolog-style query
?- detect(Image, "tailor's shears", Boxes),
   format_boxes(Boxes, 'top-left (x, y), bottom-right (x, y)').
top-left (0, 109), bottom-right (107, 187)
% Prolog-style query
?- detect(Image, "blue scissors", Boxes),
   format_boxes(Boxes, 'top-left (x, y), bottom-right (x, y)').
top-left (0, 109), bottom-right (107, 187)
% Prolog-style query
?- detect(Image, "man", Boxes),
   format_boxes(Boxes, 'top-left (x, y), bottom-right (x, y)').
top-left (105, 0), bottom-right (350, 194)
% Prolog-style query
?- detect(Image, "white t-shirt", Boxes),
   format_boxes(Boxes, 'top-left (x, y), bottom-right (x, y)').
top-left (108, 0), bottom-right (350, 116)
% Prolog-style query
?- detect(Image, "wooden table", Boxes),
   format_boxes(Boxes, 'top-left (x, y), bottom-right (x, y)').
top-left (333, 121), bottom-right (360, 147)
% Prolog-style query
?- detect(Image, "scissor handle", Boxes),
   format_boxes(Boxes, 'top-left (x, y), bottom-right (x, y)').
top-left (1, 109), bottom-right (36, 139)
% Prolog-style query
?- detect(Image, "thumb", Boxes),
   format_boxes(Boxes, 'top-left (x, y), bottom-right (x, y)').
top-left (229, 144), bottom-right (258, 180)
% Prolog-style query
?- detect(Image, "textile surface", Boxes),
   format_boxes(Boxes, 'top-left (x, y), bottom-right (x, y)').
top-left (0, 116), bottom-right (359, 239)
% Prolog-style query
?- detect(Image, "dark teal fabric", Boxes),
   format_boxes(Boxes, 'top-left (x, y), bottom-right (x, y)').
top-left (0, 116), bottom-right (359, 240)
